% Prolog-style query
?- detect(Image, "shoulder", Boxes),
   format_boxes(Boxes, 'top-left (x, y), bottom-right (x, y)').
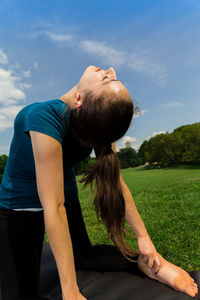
top-left (24, 99), bottom-right (70, 126)
top-left (23, 99), bottom-right (70, 145)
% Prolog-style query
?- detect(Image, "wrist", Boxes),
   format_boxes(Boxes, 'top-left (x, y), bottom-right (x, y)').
top-left (136, 230), bottom-right (148, 239)
top-left (62, 287), bottom-right (80, 299)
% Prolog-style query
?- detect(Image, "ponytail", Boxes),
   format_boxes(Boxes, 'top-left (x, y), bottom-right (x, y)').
top-left (79, 143), bottom-right (138, 261)
top-left (64, 89), bottom-right (138, 261)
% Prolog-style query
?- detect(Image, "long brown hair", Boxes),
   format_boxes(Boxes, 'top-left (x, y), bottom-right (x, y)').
top-left (63, 90), bottom-right (138, 261)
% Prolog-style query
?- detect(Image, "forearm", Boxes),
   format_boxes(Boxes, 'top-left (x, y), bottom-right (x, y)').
top-left (120, 176), bottom-right (148, 238)
top-left (120, 175), bottom-right (160, 269)
top-left (44, 205), bottom-right (79, 296)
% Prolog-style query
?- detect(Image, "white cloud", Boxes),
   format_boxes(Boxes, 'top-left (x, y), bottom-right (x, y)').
top-left (0, 49), bottom-right (8, 65)
top-left (80, 40), bottom-right (166, 84)
top-left (132, 142), bottom-right (143, 151)
top-left (34, 62), bottom-right (39, 69)
top-left (0, 105), bottom-right (25, 131)
top-left (90, 149), bottom-right (95, 158)
top-left (117, 135), bottom-right (137, 150)
top-left (80, 40), bottom-right (125, 66)
top-left (29, 29), bottom-right (167, 84)
top-left (0, 105), bottom-right (24, 119)
top-left (47, 32), bottom-right (73, 42)
top-left (165, 101), bottom-right (183, 108)
top-left (122, 136), bottom-right (137, 143)
top-left (133, 109), bottom-right (147, 119)
top-left (0, 68), bottom-right (26, 105)
top-left (146, 131), bottom-right (166, 141)
top-left (129, 50), bottom-right (167, 84)
top-left (30, 30), bottom-right (73, 44)
top-left (90, 136), bottom-right (138, 157)
top-left (23, 70), bottom-right (31, 78)
top-left (0, 50), bottom-right (30, 132)
top-left (152, 131), bottom-right (166, 137)
top-left (20, 83), bottom-right (32, 89)
top-left (13, 63), bottom-right (21, 69)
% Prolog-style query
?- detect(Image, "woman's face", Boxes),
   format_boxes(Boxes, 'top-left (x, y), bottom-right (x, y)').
top-left (77, 65), bottom-right (131, 101)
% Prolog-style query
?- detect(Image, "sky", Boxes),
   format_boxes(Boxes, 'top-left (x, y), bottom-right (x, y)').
top-left (0, 0), bottom-right (200, 155)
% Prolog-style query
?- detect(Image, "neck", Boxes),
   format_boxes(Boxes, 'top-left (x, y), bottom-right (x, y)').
top-left (59, 85), bottom-right (77, 109)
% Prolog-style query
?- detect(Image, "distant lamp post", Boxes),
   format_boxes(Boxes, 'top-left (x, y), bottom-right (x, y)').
top-left (125, 141), bottom-right (131, 148)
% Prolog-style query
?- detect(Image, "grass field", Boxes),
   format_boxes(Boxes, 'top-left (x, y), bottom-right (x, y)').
top-left (75, 165), bottom-right (200, 272)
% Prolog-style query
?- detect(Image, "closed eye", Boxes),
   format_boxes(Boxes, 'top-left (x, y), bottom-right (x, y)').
top-left (101, 78), bottom-right (126, 86)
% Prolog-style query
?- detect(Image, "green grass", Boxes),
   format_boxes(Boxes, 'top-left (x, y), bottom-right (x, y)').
top-left (75, 165), bottom-right (200, 272)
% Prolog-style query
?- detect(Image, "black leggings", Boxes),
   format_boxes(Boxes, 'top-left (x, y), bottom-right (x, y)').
top-left (65, 197), bottom-right (139, 273)
top-left (0, 197), bottom-right (139, 299)
top-left (0, 207), bottom-right (45, 300)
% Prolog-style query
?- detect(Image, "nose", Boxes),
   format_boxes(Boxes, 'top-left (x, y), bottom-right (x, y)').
top-left (87, 65), bottom-right (97, 71)
top-left (105, 67), bottom-right (117, 79)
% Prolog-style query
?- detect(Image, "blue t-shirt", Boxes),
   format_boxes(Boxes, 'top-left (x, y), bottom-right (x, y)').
top-left (0, 99), bottom-right (93, 209)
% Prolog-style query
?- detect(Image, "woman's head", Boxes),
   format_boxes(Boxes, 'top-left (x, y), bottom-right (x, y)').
top-left (73, 65), bottom-right (131, 109)
top-left (67, 66), bottom-right (135, 148)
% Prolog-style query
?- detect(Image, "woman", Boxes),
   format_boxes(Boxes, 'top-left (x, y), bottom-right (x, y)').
top-left (0, 66), bottom-right (198, 300)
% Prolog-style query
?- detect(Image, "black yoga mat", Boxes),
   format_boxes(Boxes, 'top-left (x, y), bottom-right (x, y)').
top-left (39, 241), bottom-right (200, 300)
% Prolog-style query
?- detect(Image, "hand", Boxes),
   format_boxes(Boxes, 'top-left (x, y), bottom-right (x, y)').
top-left (137, 234), bottom-right (161, 273)
top-left (62, 291), bottom-right (87, 300)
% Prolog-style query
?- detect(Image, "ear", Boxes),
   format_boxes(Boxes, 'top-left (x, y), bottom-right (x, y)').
top-left (74, 92), bottom-right (83, 108)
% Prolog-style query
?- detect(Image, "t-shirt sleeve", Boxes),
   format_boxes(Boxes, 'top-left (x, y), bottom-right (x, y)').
top-left (23, 103), bottom-right (66, 145)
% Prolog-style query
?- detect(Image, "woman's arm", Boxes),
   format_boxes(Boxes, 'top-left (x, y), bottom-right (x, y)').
top-left (30, 131), bottom-right (86, 300)
top-left (120, 175), bottom-right (148, 238)
top-left (120, 176), bottom-right (160, 272)
top-left (111, 142), bottom-right (160, 272)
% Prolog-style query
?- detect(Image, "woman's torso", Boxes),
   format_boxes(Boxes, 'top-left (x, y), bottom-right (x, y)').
top-left (0, 99), bottom-right (93, 209)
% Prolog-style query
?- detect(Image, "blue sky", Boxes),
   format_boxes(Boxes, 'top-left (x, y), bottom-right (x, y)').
top-left (0, 0), bottom-right (200, 155)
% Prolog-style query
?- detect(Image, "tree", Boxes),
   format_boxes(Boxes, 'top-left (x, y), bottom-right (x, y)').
top-left (0, 154), bottom-right (8, 184)
top-left (137, 140), bottom-right (149, 165)
top-left (116, 147), bottom-right (138, 168)
top-left (147, 133), bottom-right (176, 166)
top-left (137, 122), bottom-right (200, 167)
top-left (0, 154), bottom-right (8, 173)
top-left (171, 123), bottom-right (200, 164)
top-left (74, 155), bottom-right (96, 175)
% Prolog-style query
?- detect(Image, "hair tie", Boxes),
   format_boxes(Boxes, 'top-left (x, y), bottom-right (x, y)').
top-left (105, 143), bottom-right (112, 151)
top-left (102, 143), bottom-right (112, 155)
top-left (94, 143), bottom-right (112, 158)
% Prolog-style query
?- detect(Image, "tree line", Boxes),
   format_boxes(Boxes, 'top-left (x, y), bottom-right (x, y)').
top-left (0, 122), bottom-right (199, 183)
top-left (137, 122), bottom-right (200, 167)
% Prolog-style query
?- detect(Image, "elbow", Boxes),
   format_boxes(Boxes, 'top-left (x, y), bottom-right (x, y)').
top-left (42, 199), bottom-right (66, 217)
top-left (43, 203), bottom-right (67, 228)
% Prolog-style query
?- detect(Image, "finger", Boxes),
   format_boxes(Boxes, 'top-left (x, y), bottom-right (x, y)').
top-left (152, 260), bottom-right (158, 273)
top-left (153, 262), bottom-right (160, 274)
top-left (143, 255), bottom-right (149, 264)
top-left (154, 255), bottom-right (161, 268)
top-left (148, 256), bottom-right (154, 268)
top-left (153, 256), bottom-right (161, 273)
